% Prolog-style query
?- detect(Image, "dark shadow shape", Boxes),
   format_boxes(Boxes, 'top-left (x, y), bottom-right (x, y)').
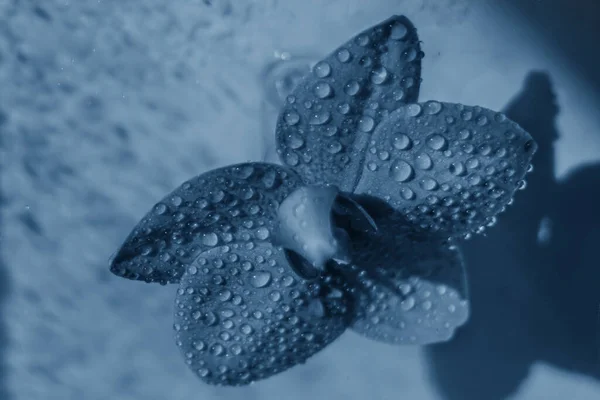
top-left (426, 71), bottom-right (600, 399)
top-left (504, 0), bottom-right (600, 99)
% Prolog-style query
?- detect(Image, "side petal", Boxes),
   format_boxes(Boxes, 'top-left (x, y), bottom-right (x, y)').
top-left (337, 201), bottom-right (469, 345)
top-left (109, 163), bottom-right (302, 284)
top-left (173, 243), bottom-right (352, 385)
top-left (276, 15), bottom-right (422, 190)
top-left (354, 102), bottom-right (537, 236)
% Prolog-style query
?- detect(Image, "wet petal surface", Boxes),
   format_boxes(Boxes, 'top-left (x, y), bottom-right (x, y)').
top-left (276, 185), bottom-right (350, 269)
top-left (336, 199), bottom-right (469, 344)
top-left (355, 102), bottom-right (537, 236)
top-left (276, 15), bottom-right (422, 190)
top-left (110, 163), bottom-right (302, 284)
top-left (173, 243), bottom-right (351, 385)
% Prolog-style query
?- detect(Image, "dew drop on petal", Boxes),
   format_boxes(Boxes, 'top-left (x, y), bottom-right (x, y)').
top-left (314, 82), bottom-right (332, 99)
top-left (313, 61), bottom-right (331, 78)
top-left (344, 80), bottom-right (360, 96)
top-left (283, 111), bottom-right (300, 126)
top-left (249, 271), bottom-right (272, 288)
top-left (337, 48), bottom-right (351, 63)
top-left (202, 232), bottom-right (219, 247)
top-left (426, 134), bottom-right (447, 151)
top-left (358, 116), bottom-right (375, 132)
top-left (389, 160), bottom-right (414, 182)
top-left (415, 153), bottom-right (433, 170)
top-left (390, 21), bottom-right (408, 40)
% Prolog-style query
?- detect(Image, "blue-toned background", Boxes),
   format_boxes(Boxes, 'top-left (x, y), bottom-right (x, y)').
top-left (1, 1), bottom-right (599, 399)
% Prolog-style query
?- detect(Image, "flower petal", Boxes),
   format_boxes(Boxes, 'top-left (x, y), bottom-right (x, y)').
top-left (173, 243), bottom-right (352, 385)
top-left (354, 102), bottom-right (537, 236)
top-left (336, 199), bottom-right (469, 344)
top-left (275, 15), bottom-right (422, 190)
top-left (276, 185), bottom-right (351, 269)
top-left (109, 163), bottom-right (302, 284)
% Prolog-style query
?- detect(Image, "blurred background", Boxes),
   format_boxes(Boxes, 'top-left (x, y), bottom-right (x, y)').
top-left (1, 0), bottom-right (599, 399)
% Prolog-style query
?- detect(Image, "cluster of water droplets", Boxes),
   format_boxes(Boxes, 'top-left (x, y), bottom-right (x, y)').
top-left (354, 101), bottom-right (536, 236)
top-left (110, 163), bottom-right (302, 284)
top-left (335, 214), bottom-right (469, 344)
top-left (173, 242), bottom-right (349, 385)
top-left (276, 17), bottom-right (422, 191)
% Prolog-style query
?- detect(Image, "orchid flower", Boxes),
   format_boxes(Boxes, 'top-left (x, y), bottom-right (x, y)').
top-left (109, 15), bottom-right (536, 386)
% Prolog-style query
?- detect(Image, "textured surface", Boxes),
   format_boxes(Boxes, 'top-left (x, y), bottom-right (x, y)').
top-left (342, 209), bottom-right (469, 345)
top-left (355, 102), bottom-right (535, 236)
top-left (174, 243), bottom-right (351, 385)
top-left (275, 15), bottom-right (422, 190)
top-left (2, 0), bottom-right (600, 399)
top-left (110, 163), bottom-right (302, 284)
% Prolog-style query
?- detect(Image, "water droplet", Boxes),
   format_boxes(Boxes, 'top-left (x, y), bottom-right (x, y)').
top-left (390, 21), bottom-right (408, 40)
top-left (314, 82), bottom-right (332, 98)
top-left (479, 144), bottom-right (492, 156)
top-left (249, 271), bottom-right (272, 288)
top-left (356, 34), bottom-right (370, 46)
top-left (389, 160), bottom-right (414, 182)
top-left (269, 291), bottom-right (282, 302)
top-left (154, 203), bottom-right (167, 215)
top-left (466, 157), bottom-right (480, 169)
top-left (255, 227), bottom-right (270, 240)
top-left (358, 116), bottom-right (375, 132)
top-left (282, 276), bottom-right (295, 287)
top-left (400, 296), bottom-right (416, 311)
top-left (285, 134), bottom-right (304, 149)
top-left (210, 343), bottom-right (224, 356)
top-left (240, 324), bottom-right (253, 335)
top-left (284, 152), bottom-right (299, 166)
top-left (400, 187), bottom-right (415, 200)
top-left (283, 111), bottom-right (300, 125)
top-left (449, 162), bottom-right (466, 176)
top-left (424, 101), bottom-right (442, 115)
top-left (458, 129), bottom-right (471, 140)
top-left (370, 66), bottom-right (388, 84)
top-left (337, 48), bottom-right (351, 63)
top-left (309, 111), bottom-right (331, 125)
top-left (415, 153), bottom-right (433, 170)
top-left (406, 103), bottom-right (422, 117)
top-left (313, 61), bottom-right (331, 78)
top-left (420, 177), bottom-right (438, 191)
top-left (426, 134), bottom-right (447, 151)
top-left (393, 133), bottom-right (412, 150)
top-left (218, 290), bottom-right (232, 302)
top-left (202, 232), bottom-right (219, 247)
top-left (327, 141), bottom-right (343, 154)
top-left (344, 80), bottom-right (360, 96)
top-left (338, 103), bottom-right (350, 114)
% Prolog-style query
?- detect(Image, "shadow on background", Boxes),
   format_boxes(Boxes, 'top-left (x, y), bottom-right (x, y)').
top-left (0, 109), bottom-right (12, 399)
top-left (504, 0), bottom-right (600, 96)
top-left (426, 71), bottom-right (600, 399)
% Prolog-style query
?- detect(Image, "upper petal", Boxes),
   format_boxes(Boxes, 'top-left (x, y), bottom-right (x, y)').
top-left (173, 242), bottom-right (351, 385)
top-left (354, 102), bottom-right (537, 236)
top-left (337, 201), bottom-right (469, 345)
top-left (109, 163), bottom-right (303, 284)
top-left (276, 15), bottom-right (422, 190)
